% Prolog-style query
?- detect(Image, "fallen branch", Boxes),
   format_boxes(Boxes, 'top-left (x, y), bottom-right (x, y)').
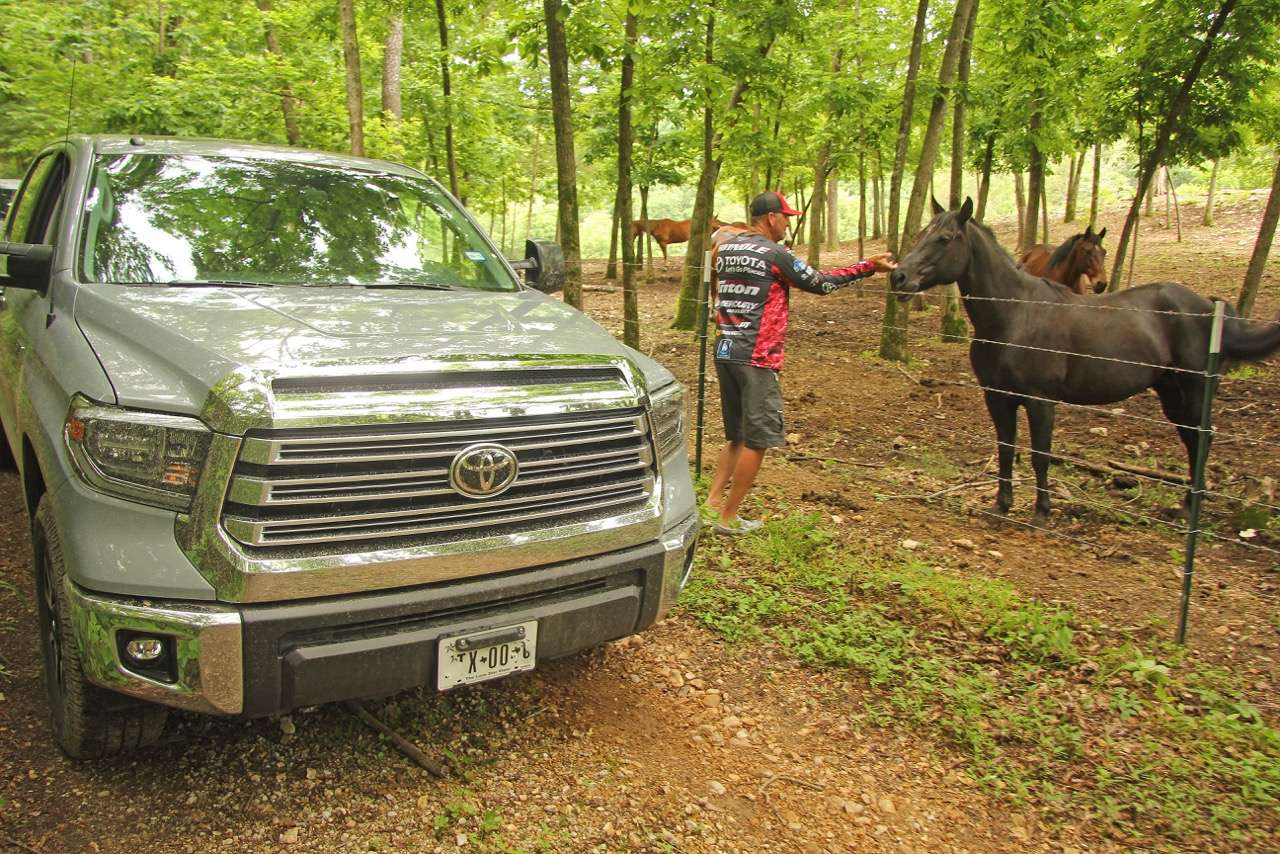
top-left (875, 479), bottom-right (1000, 501)
top-left (343, 700), bottom-right (448, 778)
top-left (786, 453), bottom-right (888, 468)
top-left (1050, 454), bottom-right (1116, 478)
top-left (1105, 459), bottom-right (1188, 485)
top-left (894, 364), bottom-right (921, 385)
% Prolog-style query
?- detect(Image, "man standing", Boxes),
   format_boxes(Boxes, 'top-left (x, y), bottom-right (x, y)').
top-left (706, 191), bottom-right (895, 534)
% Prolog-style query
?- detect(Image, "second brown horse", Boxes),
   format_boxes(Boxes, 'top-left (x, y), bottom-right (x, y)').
top-left (1019, 225), bottom-right (1108, 294)
top-left (631, 216), bottom-right (727, 260)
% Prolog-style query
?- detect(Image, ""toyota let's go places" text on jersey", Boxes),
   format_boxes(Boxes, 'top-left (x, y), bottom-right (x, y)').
top-left (713, 232), bottom-right (876, 370)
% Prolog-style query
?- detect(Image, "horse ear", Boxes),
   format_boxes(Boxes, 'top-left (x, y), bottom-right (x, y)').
top-left (957, 196), bottom-right (974, 225)
top-left (1084, 224), bottom-right (1093, 237)
top-left (1097, 227), bottom-right (1107, 241)
top-left (931, 195), bottom-right (945, 216)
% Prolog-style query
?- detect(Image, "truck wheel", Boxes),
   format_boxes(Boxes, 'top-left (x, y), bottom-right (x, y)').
top-left (0, 432), bottom-right (14, 469)
top-left (33, 496), bottom-right (167, 758)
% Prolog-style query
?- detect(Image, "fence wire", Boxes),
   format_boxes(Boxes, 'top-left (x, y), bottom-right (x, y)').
top-left (693, 274), bottom-right (1280, 647)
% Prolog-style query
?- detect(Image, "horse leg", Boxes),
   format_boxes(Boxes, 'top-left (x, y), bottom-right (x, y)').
top-left (1025, 400), bottom-right (1057, 525)
top-left (983, 390), bottom-right (1018, 515)
top-left (1155, 377), bottom-right (1206, 516)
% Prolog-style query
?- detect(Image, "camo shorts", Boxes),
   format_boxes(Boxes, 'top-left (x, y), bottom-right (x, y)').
top-left (715, 361), bottom-right (785, 449)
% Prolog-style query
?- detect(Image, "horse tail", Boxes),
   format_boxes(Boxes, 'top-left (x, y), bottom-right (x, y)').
top-left (1219, 300), bottom-right (1280, 361)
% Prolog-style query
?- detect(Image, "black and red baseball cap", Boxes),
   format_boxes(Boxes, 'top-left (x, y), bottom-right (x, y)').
top-left (750, 191), bottom-right (801, 217)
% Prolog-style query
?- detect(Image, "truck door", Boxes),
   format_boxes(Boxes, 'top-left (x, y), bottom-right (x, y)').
top-left (0, 151), bottom-right (71, 460)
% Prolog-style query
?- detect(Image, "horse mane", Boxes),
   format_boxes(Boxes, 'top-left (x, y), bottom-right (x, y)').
top-left (1048, 234), bottom-right (1081, 268)
top-left (967, 220), bottom-right (1019, 267)
top-left (967, 219), bottom-right (1079, 295)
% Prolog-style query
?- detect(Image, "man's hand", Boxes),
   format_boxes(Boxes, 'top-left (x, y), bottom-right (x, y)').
top-left (867, 252), bottom-right (897, 274)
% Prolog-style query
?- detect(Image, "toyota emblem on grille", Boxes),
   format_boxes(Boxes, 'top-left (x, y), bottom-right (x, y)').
top-left (449, 443), bottom-right (519, 498)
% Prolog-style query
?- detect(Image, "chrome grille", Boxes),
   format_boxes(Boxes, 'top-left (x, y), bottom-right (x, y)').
top-left (221, 408), bottom-right (656, 547)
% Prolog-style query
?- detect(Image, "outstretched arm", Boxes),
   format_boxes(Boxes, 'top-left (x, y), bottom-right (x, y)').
top-left (771, 248), bottom-right (896, 295)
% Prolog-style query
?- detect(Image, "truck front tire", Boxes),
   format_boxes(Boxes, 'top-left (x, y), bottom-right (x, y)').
top-left (33, 496), bottom-right (167, 758)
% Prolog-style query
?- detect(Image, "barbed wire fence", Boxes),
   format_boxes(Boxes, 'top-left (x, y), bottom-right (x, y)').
top-left (691, 253), bottom-right (1280, 647)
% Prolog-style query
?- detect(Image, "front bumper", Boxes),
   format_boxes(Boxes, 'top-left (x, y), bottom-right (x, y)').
top-left (66, 513), bottom-right (698, 716)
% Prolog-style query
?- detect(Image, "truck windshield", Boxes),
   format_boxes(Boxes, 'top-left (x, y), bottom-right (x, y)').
top-left (78, 153), bottom-right (519, 291)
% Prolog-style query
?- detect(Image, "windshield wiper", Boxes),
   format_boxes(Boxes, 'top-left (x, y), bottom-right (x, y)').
top-left (161, 279), bottom-right (275, 288)
top-left (362, 281), bottom-right (457, 291)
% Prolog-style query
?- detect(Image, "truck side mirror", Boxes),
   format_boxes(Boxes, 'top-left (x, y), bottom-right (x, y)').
top-left (511, 239), bottom-right (564, 294)
top-left (0, 242), bottom-right (53, 292)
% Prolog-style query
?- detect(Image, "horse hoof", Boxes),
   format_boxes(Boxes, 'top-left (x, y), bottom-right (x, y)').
top-left (1031, 511), bottom-right (1050, 528)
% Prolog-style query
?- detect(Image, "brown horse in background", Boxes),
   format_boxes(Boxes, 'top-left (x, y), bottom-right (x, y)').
top-left (1019, 225), bottom-right (1108, 294)
top-left (632, 216), bottom-right (726, 260)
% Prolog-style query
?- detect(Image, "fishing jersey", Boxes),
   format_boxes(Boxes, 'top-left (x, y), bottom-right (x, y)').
top-left (712, 232), bottom-right (876, 370)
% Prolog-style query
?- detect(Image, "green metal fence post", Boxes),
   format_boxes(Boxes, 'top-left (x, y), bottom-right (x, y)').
top-left (1177, 300), bottom-right (1226, 645)
top-left (694, 249), bottom-right (712, 475)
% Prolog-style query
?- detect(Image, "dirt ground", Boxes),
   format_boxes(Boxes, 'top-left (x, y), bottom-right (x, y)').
top-left (0, 196), bottom-right (1276, 854)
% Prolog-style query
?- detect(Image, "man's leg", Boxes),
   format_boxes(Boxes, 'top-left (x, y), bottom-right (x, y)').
top-left (707, 441), bottom-right (743, 512)
top-left (718, 446), bottom-right (766, 524)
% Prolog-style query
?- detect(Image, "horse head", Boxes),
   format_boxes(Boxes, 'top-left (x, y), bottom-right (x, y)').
top-left (890, 196), bottom-right (974, 302)
top-left (1079, 225), bottom-right (1108, 293)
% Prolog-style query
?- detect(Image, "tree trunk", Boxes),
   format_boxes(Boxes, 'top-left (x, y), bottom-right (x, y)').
top-left (618, 11), bottom-right (639, 348)
top-left (1144, 171), bottom-right (1156, 217)
top-left (673, 13), bottom-right (720, 331)
top-left (606, 191), bottom-right (621, 280)
top-left (858, 150), bottom-right (866, 259)
top-left (1169, 168), bottom-right (1182, 241)
top-left (872, 151), bottom-right (883, 239)
top-left (640, 184), bottom-right (652, 275)
top-left (1108, 0), bottom-right (1237, 291)
top-left (672, 17), bottom-right (772, 330)
top-left (1014, 172), bottom-right (1026, 248)
top-left (879, 292), bottom-right (910, 362)
top-left (1064, 149), bottom-right (1085, 222)
top-left (1203, 158), bottom-right (1219, 226)
top-left (948, 0), bottom-right (978, 210)
top-left (1020, 114), bottom-right (1043, 252)
top-left (975, 136), bottom-right (994, 222)
top-left (900, 0), bottom-right (977, 257)
top-left (1063, 154), bottom-right (1076, 220)
top-left (525, 131), bottom-right (539, 238)
top-left (941, 0), bottom-right (977, 343)
top-left (1163, 165), bottom-right (1172, 229)
top-left (382, 12), bottom-right (403, 121)
top-left (1040, 180), bottom-right (1049, 243)
top-left (257, 0), bottom-right (301, 145)
top-left (543, 0), bottom-right (583, 308)
top-left (807, 143), bottom-right (829, 267)
top-left (1089, 142), bottom-right (1101, 229)
top-left (436, 0), bottom-right (460, 200)
top-left (887, 0), bottom-right (930, 255)
top-left (338, 0), bottom-right (364, 156)
top-left (827, 171), bottom-right (839, 247)
top-left (1238, 153), bottom-right (1280, 318)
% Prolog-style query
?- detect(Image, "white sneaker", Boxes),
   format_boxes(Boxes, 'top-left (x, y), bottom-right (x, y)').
top-left (712, 518), bottom-right (763, 536)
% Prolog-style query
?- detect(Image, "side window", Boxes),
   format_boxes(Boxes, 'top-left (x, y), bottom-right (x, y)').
top-left (4, 154), bottom-right (69, 245)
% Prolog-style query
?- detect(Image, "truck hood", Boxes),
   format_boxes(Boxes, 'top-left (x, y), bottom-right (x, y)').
top-left (74, 285), bottom-right (674, 423)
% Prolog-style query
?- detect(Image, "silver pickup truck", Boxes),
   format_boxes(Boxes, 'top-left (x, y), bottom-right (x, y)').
top-left (0, 136), bottom-right (697, 758)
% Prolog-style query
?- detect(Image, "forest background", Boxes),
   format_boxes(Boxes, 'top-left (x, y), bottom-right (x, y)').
top-left (1, 0), bottom-right (1277, 342)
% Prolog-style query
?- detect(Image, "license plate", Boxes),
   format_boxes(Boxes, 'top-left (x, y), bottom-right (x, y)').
top-left (436, 621), bottom-right (538, 690)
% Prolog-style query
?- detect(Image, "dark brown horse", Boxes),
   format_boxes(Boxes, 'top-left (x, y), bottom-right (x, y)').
top-left (1019, 226), bottom-right (1108, 294)
top-left (891, 197), bottom-right (1280, 524)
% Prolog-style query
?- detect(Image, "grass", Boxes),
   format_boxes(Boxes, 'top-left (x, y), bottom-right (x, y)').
top-left (679, 510), bottom-right (1280, 850)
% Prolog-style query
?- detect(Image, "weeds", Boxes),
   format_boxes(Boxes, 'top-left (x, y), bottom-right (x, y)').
top-left (678, 510), bottom-right (1280, 849)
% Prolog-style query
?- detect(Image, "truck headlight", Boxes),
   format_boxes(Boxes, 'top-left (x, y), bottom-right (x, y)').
top-left (64, 395), bottom-right (212, 512)
top-left (649, 382), bottom-right (687, 461)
